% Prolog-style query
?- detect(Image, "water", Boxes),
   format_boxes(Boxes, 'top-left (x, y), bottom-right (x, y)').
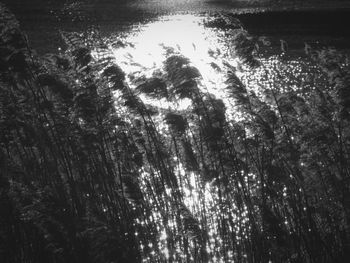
top-left (87, 14), bottom-right (337, 262)
top-left (7, 0), bottom-right (350, 54)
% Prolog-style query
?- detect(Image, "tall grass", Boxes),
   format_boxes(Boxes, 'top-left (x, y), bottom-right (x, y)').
top-left (1, 4), bottom-right (350, 262)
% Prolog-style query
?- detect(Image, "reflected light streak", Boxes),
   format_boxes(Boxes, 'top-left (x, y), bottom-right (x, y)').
top-left (92, 13), bottom-right (325, 263)
top-left (111, 14), bottom-right (238, 112)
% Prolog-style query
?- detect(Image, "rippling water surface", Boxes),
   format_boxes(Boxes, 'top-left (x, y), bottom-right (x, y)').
top-left (90, 14), bottom-right (332, 262)
top-left (97, 13), bottom-right (326, 120)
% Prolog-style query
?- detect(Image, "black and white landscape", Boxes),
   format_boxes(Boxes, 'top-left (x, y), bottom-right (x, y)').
top-left (1, 1), bottom-right (350, 262)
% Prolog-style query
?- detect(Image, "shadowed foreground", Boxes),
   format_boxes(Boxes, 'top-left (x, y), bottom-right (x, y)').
top-left (1, 2), bottom-right (350, 262)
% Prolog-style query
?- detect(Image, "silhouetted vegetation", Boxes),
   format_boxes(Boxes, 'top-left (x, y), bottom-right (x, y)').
top-left (1, 3), bottom-right (350, 262)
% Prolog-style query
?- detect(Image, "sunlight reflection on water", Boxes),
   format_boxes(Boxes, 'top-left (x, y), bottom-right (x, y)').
top-left (111, 14), bottom-right (238, 110)
top-left (98, 13), bottom-right (326, 262)
top-left (108, 13), bottom-right (322, 127)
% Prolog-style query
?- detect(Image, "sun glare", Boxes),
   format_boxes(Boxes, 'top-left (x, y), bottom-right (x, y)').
top-left (100, 13), bottom-right (325, 262)
top-left (111, 14), bottom-right (239, 112)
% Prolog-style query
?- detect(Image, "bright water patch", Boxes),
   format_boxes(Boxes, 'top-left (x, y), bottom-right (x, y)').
top-left (92, 13), bottom-right (329, 262)
top-left (111, 14), bottom-right (239, 110)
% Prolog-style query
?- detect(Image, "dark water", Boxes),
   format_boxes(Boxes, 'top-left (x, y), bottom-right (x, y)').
top-left (5, 1), bottom-right (350, 55)
top-left (237, 9), bottom-right (350, 51)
